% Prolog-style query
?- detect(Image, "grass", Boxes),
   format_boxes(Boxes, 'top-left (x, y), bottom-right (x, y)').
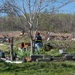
top-left (44, 49), bottom-right (60, 56)
top-left (0, 61), bottom-right (75, 75)
top-left (0, 43), bottom-right (9, 51)
top-left (46, 40), bottom-right (75, 55)
top-left (1, 40), bottom-right (75, 75)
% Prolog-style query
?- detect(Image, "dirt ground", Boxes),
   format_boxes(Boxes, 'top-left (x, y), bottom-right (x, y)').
top-left (0, 31), bottom-right (21, 38)
top-left (0, 31), bottom-right (73, 41)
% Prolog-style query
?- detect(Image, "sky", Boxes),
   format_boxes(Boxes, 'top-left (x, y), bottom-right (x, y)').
top-left (59, 2), bottom-right (75, 14)
top-left (19, 0), bottom-right (75, 14)
top-left (0, 0), bottom-right (75, 17)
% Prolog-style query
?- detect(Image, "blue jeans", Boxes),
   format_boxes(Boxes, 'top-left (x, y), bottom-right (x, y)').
top-left (35, 43), bottom-right (42, 51)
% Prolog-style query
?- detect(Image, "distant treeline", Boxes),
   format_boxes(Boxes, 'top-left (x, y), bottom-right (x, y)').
top-left (0, 13), bottom-right (75, 33)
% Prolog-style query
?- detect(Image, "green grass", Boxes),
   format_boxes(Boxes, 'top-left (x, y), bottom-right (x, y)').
top-left (1, 40), bottom-right (75, 57)
top-left (1, 40), bottom-right (75, 75)
top-left (44, 49), bottom-right (60, 56)
top-left (0, 61), bottom-right (75, 75)
top-left (0, 43), bottom-right (9, 51)
top-left (46, 40), bottom-right (75, 55)
top-left (14, 36), bottom-right (30, 46)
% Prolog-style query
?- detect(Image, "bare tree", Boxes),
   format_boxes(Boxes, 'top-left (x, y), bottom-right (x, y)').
top-left (0, 0), bottom-right (72, 56)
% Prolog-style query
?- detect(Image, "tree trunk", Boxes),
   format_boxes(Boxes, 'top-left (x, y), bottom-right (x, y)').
top-left (30, 37), bottom-right (33, 56)
top-left (10, 37), bottom-right (13, 61)
top-left (30, 29), bottom-right (33, 56)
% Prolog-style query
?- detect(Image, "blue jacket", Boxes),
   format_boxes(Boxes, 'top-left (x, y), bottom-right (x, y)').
top-left (35, 35), bottom-right (42, 43)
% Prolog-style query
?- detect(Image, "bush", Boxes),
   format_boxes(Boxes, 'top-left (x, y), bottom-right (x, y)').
top-left (14, 47), bottom-right (30, 58)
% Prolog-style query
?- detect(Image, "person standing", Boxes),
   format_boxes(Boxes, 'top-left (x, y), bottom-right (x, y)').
top-left (35, 32), bottom-right (43, 52)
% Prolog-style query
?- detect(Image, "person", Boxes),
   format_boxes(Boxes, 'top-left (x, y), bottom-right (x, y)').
top-left (20, 42), bottom-right (26, 51)
top-left (34, 32), bottom-right (43, 52)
